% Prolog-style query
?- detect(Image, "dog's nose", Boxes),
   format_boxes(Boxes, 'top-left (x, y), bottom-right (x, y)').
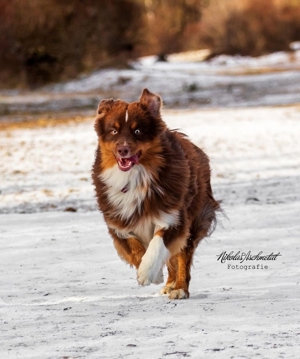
top-left (117, 146), bottom-right (130, 157)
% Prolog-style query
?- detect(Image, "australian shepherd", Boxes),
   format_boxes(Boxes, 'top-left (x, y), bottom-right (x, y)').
top-left (92, 89), bottom-right (220, 299)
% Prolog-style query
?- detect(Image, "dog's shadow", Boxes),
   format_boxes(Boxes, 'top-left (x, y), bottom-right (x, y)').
top-left (190, 293), bottom-right (209, 300)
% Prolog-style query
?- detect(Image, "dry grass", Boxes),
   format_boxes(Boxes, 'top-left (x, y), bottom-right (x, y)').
top-left (199, 0), bottom-right (300, 57)
top-left (0, 115), bottom-right (93, 131)
top-left (0, 0), bottom-right (145, 88)
top-left (0, 0), bottom-right (300, 88)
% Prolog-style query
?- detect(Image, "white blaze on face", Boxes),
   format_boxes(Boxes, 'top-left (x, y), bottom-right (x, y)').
top-left (125, 109), bottom-right (129, 123)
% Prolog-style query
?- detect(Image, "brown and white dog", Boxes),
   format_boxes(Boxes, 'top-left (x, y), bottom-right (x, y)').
top-left (92, 89), bottom-right (220, 299)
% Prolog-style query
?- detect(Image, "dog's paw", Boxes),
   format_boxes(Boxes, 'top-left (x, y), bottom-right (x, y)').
top-left (153, 268), bottom-right (164, 285)
top-left (137, 262), bottom-right (152, 286)
top-left (168, 289), bottom-right (189, 300)
top-left (137, 264), bottom-right (162, 286)
top-left (160, 281), bottom-right (175, 295)
top-left (137, 269), bottom-right (152, 286)
top-left (160, 285), bottom-right (174, 295)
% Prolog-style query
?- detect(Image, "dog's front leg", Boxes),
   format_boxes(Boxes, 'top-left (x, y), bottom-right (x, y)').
top-left (137, 230), bottom-right (169, 286)
top-left (110, 229), bottom-right (146, 269)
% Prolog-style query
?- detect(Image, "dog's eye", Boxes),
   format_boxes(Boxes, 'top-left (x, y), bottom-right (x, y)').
top-left (134, 129), bottom-right (141, 135)
top-left (111, 129), bottom-right (118, 135)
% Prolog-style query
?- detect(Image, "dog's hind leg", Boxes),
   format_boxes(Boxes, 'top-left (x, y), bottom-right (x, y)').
top-left (168, 244), bottom-right (195, 299)
top-left (160, 256), bottom-right (177, 295)
top-left (168, 201), bottom-right (219, 299)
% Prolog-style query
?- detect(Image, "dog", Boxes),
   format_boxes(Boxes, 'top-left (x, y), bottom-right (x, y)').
top-left (92, 89), bottom-right (220, 299)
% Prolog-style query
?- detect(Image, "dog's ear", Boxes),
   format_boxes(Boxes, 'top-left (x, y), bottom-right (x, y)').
top-left (97, 98), bottom-right (115, 117)
top-left (94, 99), bottom-right (114, 137)
top-left (139, 89), bottom-right (162, 117)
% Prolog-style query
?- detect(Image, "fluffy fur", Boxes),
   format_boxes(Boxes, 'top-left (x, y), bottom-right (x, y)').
top-left (92, 88), bottom-right (220, 299)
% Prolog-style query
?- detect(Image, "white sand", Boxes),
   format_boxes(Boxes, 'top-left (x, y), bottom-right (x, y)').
top-left (1, 105), bottom-right (300, 358)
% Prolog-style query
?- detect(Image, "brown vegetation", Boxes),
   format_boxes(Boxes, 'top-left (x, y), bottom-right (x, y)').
top-left (199, 0), bottom-right (300, 57)
top-left (0, 0), bottom-right (146, 88)
top-left (0, 0), bottom-right (300, 88)
top-left (143, 0), bottom-right (203, 56)
top-left (0, 0), bottom-right (204, 88)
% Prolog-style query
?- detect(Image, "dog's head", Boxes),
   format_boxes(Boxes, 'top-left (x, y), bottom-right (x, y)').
top-left (95, 89), bottom-right (166, 172)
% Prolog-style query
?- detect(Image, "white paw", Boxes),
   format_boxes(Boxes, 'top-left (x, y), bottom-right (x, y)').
top-left (160, 283), bottom-right (175, 295)
top-left (168, 289), bottom-right (189, 300)
top-left (137, 270), bottom-right (152, 286)
top-left (137, 261), bottom-right (163, 286)
top-left (153, 268), bottom-right (164, 285)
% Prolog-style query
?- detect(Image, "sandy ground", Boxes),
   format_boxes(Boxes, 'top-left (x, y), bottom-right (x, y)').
top-left (1, 106), bottom-right (300, 214)
top-left (1, 105), bottom-right (300, 358)
top-left (1, 205), bottom-right (299, 359)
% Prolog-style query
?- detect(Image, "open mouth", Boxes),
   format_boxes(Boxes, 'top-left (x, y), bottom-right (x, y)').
top-left (116, 152), bottom-right (141, 172)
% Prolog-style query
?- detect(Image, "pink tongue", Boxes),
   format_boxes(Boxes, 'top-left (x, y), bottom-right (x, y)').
top-left (119, 154), bottom-right (139, 168)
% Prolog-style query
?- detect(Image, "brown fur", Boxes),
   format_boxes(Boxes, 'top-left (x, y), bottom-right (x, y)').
top-left (92, 89), bottom-right (220, 299)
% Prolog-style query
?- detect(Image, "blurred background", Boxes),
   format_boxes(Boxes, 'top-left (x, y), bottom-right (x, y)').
top-left (1, 0), bottom-right (300, 88)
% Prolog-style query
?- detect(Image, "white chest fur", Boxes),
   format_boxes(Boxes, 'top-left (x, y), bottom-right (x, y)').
top-left (112, 210), bottom-right (179, 248)
top-left (100, 164), bottom-right (179, 247)
top-left (100, 164), bottom-right (151, 220)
